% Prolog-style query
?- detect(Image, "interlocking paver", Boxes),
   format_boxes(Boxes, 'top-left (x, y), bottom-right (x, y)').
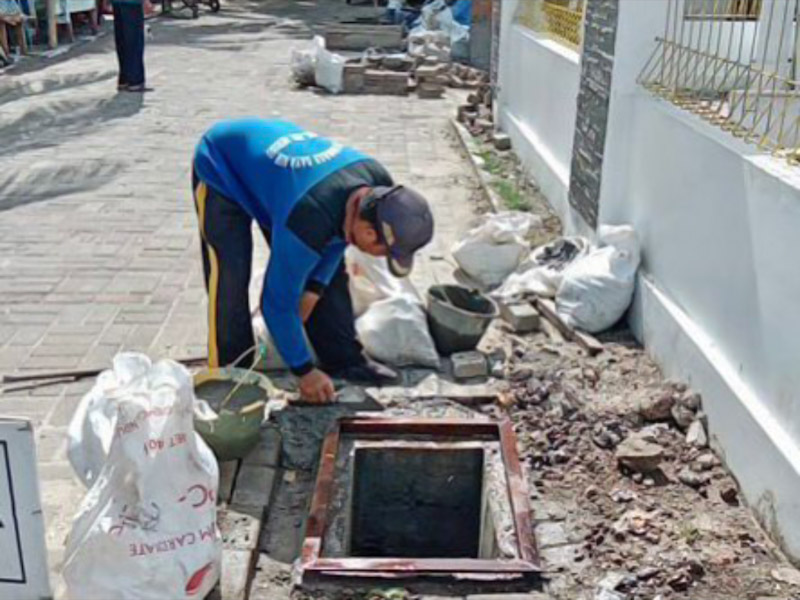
top-left (0, 0), bottom-right (479, 590)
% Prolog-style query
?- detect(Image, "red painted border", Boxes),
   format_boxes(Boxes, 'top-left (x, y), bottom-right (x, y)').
top-left (300, 417), bottom-right (540, 582)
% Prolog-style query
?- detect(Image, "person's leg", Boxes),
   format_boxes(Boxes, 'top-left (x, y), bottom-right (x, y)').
top-left (118, 3), bottom-right (144, 88)
top-left (304, 263), bottom-right (367, 372)
top-left (112, 3), bottom-right (127, 87)
top-left (193, 177), bottom-right (255, 368)
top-left (125, 1), bottom-right (145, 87)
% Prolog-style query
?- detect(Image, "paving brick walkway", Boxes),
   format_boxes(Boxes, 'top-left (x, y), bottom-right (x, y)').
top-left (0, 0), bottom-right (478, 589)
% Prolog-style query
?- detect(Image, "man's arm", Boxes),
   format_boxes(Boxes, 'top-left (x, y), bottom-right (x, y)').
top-left (262, 230), bottom-right (321, 375)
top-left (305, 241), bottom-right (346, 296)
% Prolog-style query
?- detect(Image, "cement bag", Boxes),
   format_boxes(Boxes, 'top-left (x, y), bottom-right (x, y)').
top-left (346, 246), bottom-right (420, 317)
top-left (290, 35), bottom-right (323, 87)
top-left (493, 236), bottom-right (591, 300)
top-left (67, 359), bottom-right (140, 488)
top-left (452, 211), bottom-right (542, 289)
top-left (356, 296), bottom-right (440, 368)
top-left (63, 353), bottom-right (221, 600)
top-left (314, 38), bottom-right (345, 94)
top-left (556, 225), bottom-right (641, 333)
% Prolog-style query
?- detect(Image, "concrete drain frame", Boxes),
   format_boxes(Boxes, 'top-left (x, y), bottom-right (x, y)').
top-left (299, 418), bottom-right (541, 585)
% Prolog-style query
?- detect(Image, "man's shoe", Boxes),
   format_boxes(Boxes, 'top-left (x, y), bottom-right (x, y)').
top-left (334, 359), bottom-right (399, 385)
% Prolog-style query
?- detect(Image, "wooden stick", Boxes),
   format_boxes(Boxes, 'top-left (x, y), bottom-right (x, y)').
top-left (0, 356), bottom-right (207, 385)
top-left (533, 298), bottom-right (603, 356)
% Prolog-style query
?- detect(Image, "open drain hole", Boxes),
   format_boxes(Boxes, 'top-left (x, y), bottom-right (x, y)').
top-left (350, 448), bottom-right (484, 558)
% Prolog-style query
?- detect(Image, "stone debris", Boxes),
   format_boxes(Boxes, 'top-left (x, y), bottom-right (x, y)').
top-left (686, 419), bottom-right (709, 448)
top-left (771, 566), bottom-right (800, 586)
top-left (677, 466), bottom-right (709, 489)
top-left (615, 434), bottom-right (665, 474)
top-left (637, 391), bottom-right (675, 422)
top-left (720, 485), bottom-right (740, 506)
top-left (474, 316), bottom-right (799, 600)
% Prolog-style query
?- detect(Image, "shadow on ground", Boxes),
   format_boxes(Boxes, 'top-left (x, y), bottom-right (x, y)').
top-left (0, 91), bottom-right (144, 158)
top-left (0, 158), bottom-right (127, 212)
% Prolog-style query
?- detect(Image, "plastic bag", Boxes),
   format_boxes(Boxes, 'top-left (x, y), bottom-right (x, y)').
top-left (452, 211), bottom-right (542, 289)
top-left (346, 246), bottom-right (420, 317)
top-left (63, 354), bottom-right (221, 600)
top-left (356, 296), bottom-right (440, 368)
top-left (314, 38), bottom-right (345, 94)
top-left (290, 36), bottom-right (322, 87)
top-left (67, 362), bottom-right (131, 488)
top-left (556, 225), bottom-right (641, 333)
top-left (493, 236), bottom-right (590, 300)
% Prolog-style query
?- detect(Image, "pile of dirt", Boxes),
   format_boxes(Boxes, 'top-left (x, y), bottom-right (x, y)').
top-left (486, 324), bottom-right (800, 600)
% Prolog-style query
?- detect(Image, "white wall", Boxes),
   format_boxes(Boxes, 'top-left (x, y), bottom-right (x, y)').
top-left (497, 0), bottom-right (581, 224)
top-left (620, 98), bottom-right (800, 561)
top-left (600, 0), bottom-right (800, 563)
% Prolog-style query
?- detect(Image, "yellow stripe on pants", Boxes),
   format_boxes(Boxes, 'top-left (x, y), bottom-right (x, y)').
top-left (195, 181), bottom-right (221, 368)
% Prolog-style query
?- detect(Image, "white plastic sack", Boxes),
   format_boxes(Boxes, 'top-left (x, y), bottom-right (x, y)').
top-left (67, 366), bottom-right (125, 488)
top-left (290, 35), bottom-right (323, 87)
top-left (63, 353), bottom-right (221, 600)
top-left (346, 246), bottom-right (420, 317)
top-left (452, 211), bottom-right (542, 289)
top-left (556, 225), bottom-right (641, 333)
top-left (493, 236), bottom-right (591, 300)
top-left (356, 296), bottom-right (440, 369)
top-left (314, 37), bottom-right (345, 94)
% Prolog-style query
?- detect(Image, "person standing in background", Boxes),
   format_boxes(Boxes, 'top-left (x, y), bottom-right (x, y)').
top-left (112, 0), bottom-right (146, 92)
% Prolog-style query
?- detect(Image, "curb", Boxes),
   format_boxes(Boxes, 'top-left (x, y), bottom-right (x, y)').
top-left (449, 118), bottom-right (504, 214)
top-left (209, 426), bottom-right (281, 600)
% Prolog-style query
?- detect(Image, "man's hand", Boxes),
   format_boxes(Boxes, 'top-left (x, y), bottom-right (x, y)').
top-left (300, 291), bottom-right (321, 323)
top-left (298, 368), bottom-right (335, 404)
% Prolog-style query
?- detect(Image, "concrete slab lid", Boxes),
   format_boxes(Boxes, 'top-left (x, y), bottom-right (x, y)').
top-left (298, 417), bottom-right (541, 585)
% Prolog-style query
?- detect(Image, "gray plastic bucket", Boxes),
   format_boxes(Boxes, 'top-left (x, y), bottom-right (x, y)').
top-left (426, 285), bottom-right (499, 356)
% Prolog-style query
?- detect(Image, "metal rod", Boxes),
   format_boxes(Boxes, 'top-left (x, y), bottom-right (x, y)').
top-left (0, 356), bottom-right (207, 385)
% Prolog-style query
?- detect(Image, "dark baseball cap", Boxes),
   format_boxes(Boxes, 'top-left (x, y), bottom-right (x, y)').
top-left (370, 185), bottom-right (434, 277)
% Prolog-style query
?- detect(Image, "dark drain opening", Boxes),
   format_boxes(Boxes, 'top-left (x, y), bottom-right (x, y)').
top-left (350, 448), bottom-right (484, 558)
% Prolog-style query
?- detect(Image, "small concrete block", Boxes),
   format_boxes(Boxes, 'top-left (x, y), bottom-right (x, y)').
top-left (467, 595), bottom-right (552, 600)
top-left (451, 351), bottom-right (488, 380)
top-left (535, 521), bottom-right (570, 549)
top-left (217, 461), bottom-right (239, 505)
top-left (474, 118), bottom-right (493, 133)
top-left (415, 64), bottom-right (445, 81)
top-left (493, 133), bottom-right (512, 151)
top-left (540, 543), bottom-right (583, 570)
top-left (221, 549), bottom-right (253, 600)
top-left (458, 104), bottom-right (478, 123)
top-left (500, 302), bottom-right (540, 333)
top-left (364, 70), bottom-right (409, 96)
top-left (218, 505), bottom-right (262, 551)
top-left (343, 63), bottom-right (366, 94)
top-left (242, 426), bottom-right (281, 468)
top-left (418, 83), bottom-right (445, 99)
top-left (382, 53), bottom-right (415, 72)
top-left (231, 464), bottom-right (276, 509)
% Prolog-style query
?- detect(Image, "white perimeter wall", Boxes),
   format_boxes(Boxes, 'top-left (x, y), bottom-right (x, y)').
top-left (497, 0), bottom-right (581, 226)
top-left (497, 0), bottom-right (800, 561)
top-left (602, 0), bottom-right (800, 562)
top-left (610, 97), bottom-right (800, 561)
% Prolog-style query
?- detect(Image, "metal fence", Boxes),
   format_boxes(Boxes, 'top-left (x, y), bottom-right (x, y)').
top-left (516, 0), bottom-right (586, 50)
top-left (638, 0), bottom-right (800, 163)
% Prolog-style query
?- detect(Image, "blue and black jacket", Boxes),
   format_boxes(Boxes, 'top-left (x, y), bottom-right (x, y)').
top-left (193, 118), bottom-right (392, 375)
